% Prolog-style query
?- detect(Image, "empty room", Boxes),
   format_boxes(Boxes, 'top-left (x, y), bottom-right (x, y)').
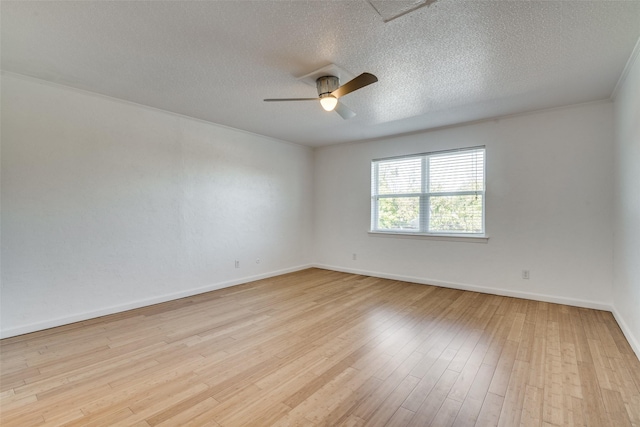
top-left (1, 1), bottom-right (639, 426)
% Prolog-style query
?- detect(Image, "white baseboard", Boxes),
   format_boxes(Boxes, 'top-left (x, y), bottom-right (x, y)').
top-left (611, 307), bottom-right (640, 361)
top-left (312, 264), bottom-right (613, 311)
top-left (0, 264), bottom-right (313, 339)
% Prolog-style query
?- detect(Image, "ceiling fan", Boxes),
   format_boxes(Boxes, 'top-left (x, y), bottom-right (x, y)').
top-left (264, 73), bottom-right (378, 120)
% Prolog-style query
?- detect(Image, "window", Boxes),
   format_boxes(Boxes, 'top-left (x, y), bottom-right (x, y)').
top-left (371, 147), bottom-right (485, 235)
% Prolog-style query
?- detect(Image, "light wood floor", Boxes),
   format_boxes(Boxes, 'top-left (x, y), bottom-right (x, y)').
top-left (1, 269), bottom-right (639, 426)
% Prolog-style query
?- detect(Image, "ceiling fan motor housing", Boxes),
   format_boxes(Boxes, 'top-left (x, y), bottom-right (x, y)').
top-left (316, 76), bottom-right (340, 98)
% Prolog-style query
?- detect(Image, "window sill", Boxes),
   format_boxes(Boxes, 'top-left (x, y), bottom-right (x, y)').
top-left (368, 231), bottom-right (489, 243)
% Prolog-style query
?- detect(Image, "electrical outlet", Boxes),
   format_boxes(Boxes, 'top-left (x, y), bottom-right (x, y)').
top-left (352, 253), bottom-right (357, 261)
top-left (235, 260), bottom-right (240, 268)
top-left (522, 270), bottom-right (530, 280)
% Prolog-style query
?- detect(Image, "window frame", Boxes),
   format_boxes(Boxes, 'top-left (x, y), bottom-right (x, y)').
top-left (370, 146), bottom-right (486, 238)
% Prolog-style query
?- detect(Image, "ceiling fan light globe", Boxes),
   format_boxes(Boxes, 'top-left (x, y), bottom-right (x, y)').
top-left (320, 96), bottom-right (338, 112)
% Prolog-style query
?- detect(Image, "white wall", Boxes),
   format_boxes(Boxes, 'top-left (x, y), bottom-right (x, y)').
top-left (613, 47), bottom-right (640, 356)
top-left (314, 102), bottom-right (615, 308)
top-left (0, 73), bottom-right (314, 338)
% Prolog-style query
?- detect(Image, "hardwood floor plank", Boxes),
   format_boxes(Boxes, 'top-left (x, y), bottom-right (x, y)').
top-left (601, 388), bottom-right (633, 427)
top-left (487, 339), bottom-right (518, 397)
top-left (542, 320), bottom-right (564, 426)
top-left (577, 361), bottom-right (609, 427)
top-left (339, 414), bottom-right (366, 427)
top-left (407, 368), bottom-right (459, 426)
top-left (1, 268), bottom-right (639, 426)
top-left (474, 391), bottom-right (504, 426)
top-left (402, 350), bottom-right (457, 411)
top-left (609, 357), bottom-right (640, 424)
top-left (385, 407), bottom-right (416, 427)
top-left (366, 375), bottom-right (420, 426)
top-left (350, 350), bottom-right (424, 420)
top-left (430, 397), bottom-right (463, 427)
top-left (496, 359), bottom-right (528, 427)
top-left (451, 363), bottom-right (496, 426)
top-left (520, 384), bottom-right (544, 426)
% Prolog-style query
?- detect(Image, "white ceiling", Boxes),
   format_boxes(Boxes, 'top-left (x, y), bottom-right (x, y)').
top-left (2, 1), bottom-right (639, 147)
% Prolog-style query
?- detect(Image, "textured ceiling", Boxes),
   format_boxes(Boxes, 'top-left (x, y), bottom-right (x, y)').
top-left (2, 1), bottom-right (639, 147)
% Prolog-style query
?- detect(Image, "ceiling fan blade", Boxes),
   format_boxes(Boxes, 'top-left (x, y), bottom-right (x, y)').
top-left (331, 72), bottom-right (378, 99)
top-left (263, 98), bottom-right (319, 102)
top-left (335, 102), bottom-right (356, 120)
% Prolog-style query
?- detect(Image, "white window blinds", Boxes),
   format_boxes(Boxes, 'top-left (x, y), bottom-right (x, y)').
top-left (371, 147), bottom-right (485, 234)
